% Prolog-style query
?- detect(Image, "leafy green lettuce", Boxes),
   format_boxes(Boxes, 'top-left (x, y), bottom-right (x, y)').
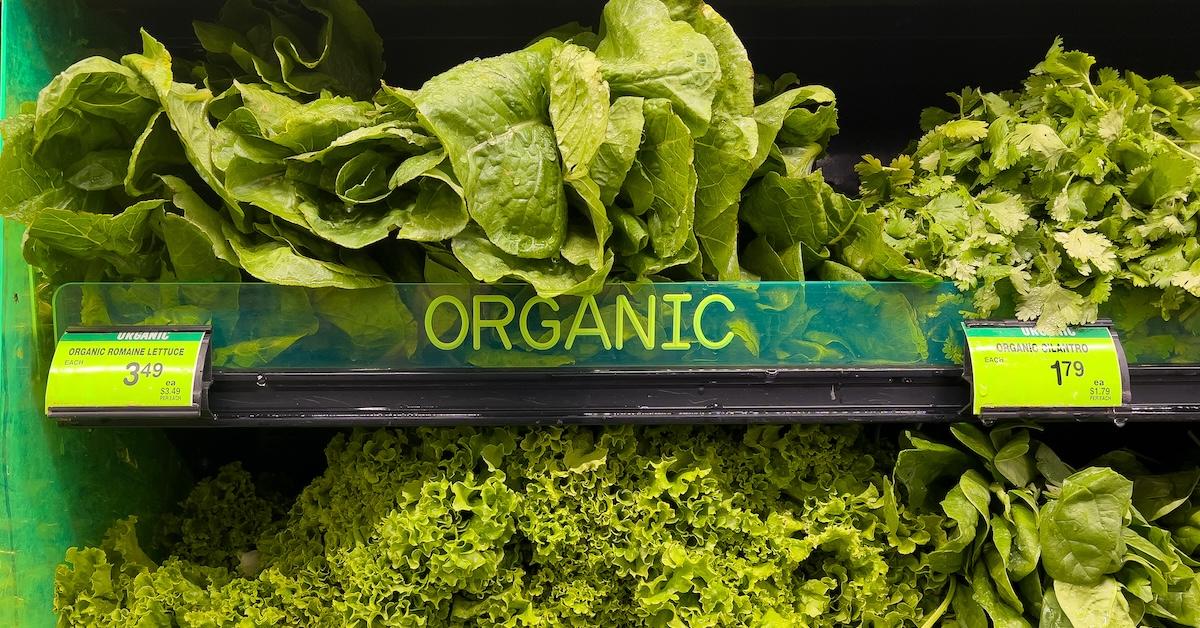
top-left (1, 0), bottom-right (904, 306)
top-left (55, 425), bottom-right (944, 626)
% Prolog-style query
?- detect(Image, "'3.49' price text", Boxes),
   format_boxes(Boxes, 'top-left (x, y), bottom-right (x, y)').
top-left (123, 361), bottom-right (183, 402)
top-left (123, 361), bottom-right (164, 386)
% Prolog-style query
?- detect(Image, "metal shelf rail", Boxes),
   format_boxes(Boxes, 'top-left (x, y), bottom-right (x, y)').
top-left (52, 364), bottom-right (1200, 427)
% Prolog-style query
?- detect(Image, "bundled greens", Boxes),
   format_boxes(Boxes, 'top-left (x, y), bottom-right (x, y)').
top-left (860, 40), bottom-right (1200, 338)
top-left (55, 425), bottom-right (945, 626)
top-left (55, 424), bottom-right (1200, 627)
top-left (0, 0), bottom-right (914, 301)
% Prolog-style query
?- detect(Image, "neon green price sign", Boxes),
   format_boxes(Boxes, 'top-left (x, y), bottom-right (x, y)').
top-left (962, 323), bottom-right (1130, 416)
top-left (45, 328), bottom-right (210, 417)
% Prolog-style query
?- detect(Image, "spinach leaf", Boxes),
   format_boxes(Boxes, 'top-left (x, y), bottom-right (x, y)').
top-left (1040, 467), bottom-right (1133, 585)
top-left (1054, 578), bottom-right (1137, 628)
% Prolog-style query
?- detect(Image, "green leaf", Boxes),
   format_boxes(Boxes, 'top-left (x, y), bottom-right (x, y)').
top-left (33, 56), bottom-right (157, 168)
top-left (1054, 578), bottom-right (1137, 628)
top-left (160, 176), bottom-right (238, 266)
top-left (895, 434), bottom-right (973, 511)
top-left (968, 560), bottom-right (1031, 628)
top-left (950, 423), bottom-right (997, 461)
top-left (941, 119), bottom-right (989, 142)
top-left (290, 123), bottom-right (437, 166)
top-left (195, 0), bottom-right (384, 99)
top-left (610, 207), bottom-right (648, 255)
top-left (814, 259), bottom-right (861, 281)
top-left (985, 547), bottom-right (1024, 614)
top-left (1055, 228), bottom-right (1119, 276)
top-left (675, 1), bottom-right (758, 275)
top-left (741, 237), bottom-right (802, 281)
top-left (994, 430), bottom-right (1037, 488)
top-left (976, 189), bottom-right (1030, 236)
top-left (160, 213), bottom-right (241, 282)
top-left (1132, 470), bottom-right (1200, 521)
top-left (333, 150), bottom-right (395, 204)
top-left (1040, 467), bottom-right (1134, 585)
top-left (548, 43), bottom-right (610, 178)
top-left (696, 203), bottom-right (741, 280)
top-left (1037, 443), bottom-right (1076, 486)
top-left (123, 32), bottom-right (248, 226)
top-left (589, 96), bottom-right (644, 206)
top-left (741, 172), bottom-right (830, 252)
top-left (415, 48), bottom-right (567, 259)
top-left (1040, 588), bottom-right (1076, 628)
top-left (665, 0), bottom-right (754, 118)
top-left (596, 0), bottom-right (720, 136)
top-left (396, 174), bottom-right (470, 243)
top-left (25, 201), bottom-right (163, 277)
top-left (565, 174), bottom-right (613, 263)
top-left (312, 287), bottom-right (417, 360)
top-left (64, 150), bottom-right (129, 192)
top-left (951, 580), bottom-right (989, 627)
top-left (214, 287), bottom-right (320, 367)
top-left (624, 229), bottom-right (700, 279)
top-left (1156, 575), bottom-right (1200, 626)
top-left (1007, 503), bottom-right (1041, 581)
top-left (223, 225), bottom-right (387, 289)
top-left (0, 114), bottom-right (82, 224)
top-left (452, 226), bottom-right (613, 297)
top-left (1016, 282), bottom-right (1094, 333)
top-left (636, 99), bottom-right (697, 259)
top-left (126, 111), bottom-right (189, 196)
top-left (695, 85), bottom-right (834, 279)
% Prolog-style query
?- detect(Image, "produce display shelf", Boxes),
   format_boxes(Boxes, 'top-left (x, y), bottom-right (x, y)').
top-left (46, 281), bottom-right (1200, 426)
top-left (50, 364), bottom-right (1200, 427)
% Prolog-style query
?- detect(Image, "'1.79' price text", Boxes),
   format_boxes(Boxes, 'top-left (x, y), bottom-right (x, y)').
top-left (1049, 360), bottom-right (1084, 386)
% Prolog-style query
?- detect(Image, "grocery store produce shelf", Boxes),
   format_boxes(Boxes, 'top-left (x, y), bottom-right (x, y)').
top-left (51, 364), bottom-right (1200, 427)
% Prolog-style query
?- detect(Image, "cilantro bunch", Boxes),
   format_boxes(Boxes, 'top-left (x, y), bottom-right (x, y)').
top-left (859, 40), bottom-right (1200, 335)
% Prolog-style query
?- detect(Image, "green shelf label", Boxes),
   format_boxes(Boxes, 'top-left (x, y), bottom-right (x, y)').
top-left (45, 328), bottom-right (209, 416)
top-left (962, 323), bottom-right (1130, 415)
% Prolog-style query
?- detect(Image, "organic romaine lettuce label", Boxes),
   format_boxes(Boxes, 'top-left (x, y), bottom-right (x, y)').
top-left (46, 329), bottom-right (208, 415)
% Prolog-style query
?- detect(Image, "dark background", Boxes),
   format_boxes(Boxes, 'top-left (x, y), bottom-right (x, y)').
top-left (83, 0), bottom-right (1200, 163)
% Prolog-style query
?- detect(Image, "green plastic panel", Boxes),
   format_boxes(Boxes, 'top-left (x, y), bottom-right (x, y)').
top-left (50, 281), bottom-right (1200, 372)
top-left (0, 2), bottom-right (190, 626)
top-left (53, 282), bottom-right (970, 369)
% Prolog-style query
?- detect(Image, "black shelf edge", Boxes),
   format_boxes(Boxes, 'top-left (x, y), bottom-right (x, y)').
top-left (51, 364), bottom-right (1200, 427)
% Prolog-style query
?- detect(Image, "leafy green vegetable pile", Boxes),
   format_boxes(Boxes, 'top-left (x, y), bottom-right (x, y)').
top-left (55, 425), bottom-right (945, 626)
top-left (0, 0), bottom-right (920, 300)
top-left (859, 40), bottom-right (1200, 340)
top-left (55, 423), bottom-right (1200, 627)
top-left (4, 0), bottom-right (1198, 359)
top-left (898, 425), bottom-right (1200, 627)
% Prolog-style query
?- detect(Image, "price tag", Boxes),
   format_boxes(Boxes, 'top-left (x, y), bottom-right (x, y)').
top-left (962, 321), bottom-right (1131, 416)
top-left (45, 326), bottom-right (211, 419)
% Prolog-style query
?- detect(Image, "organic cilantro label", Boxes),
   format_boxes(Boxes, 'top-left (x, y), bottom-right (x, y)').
top-left (963, 323), bottom-right (1129, 415)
